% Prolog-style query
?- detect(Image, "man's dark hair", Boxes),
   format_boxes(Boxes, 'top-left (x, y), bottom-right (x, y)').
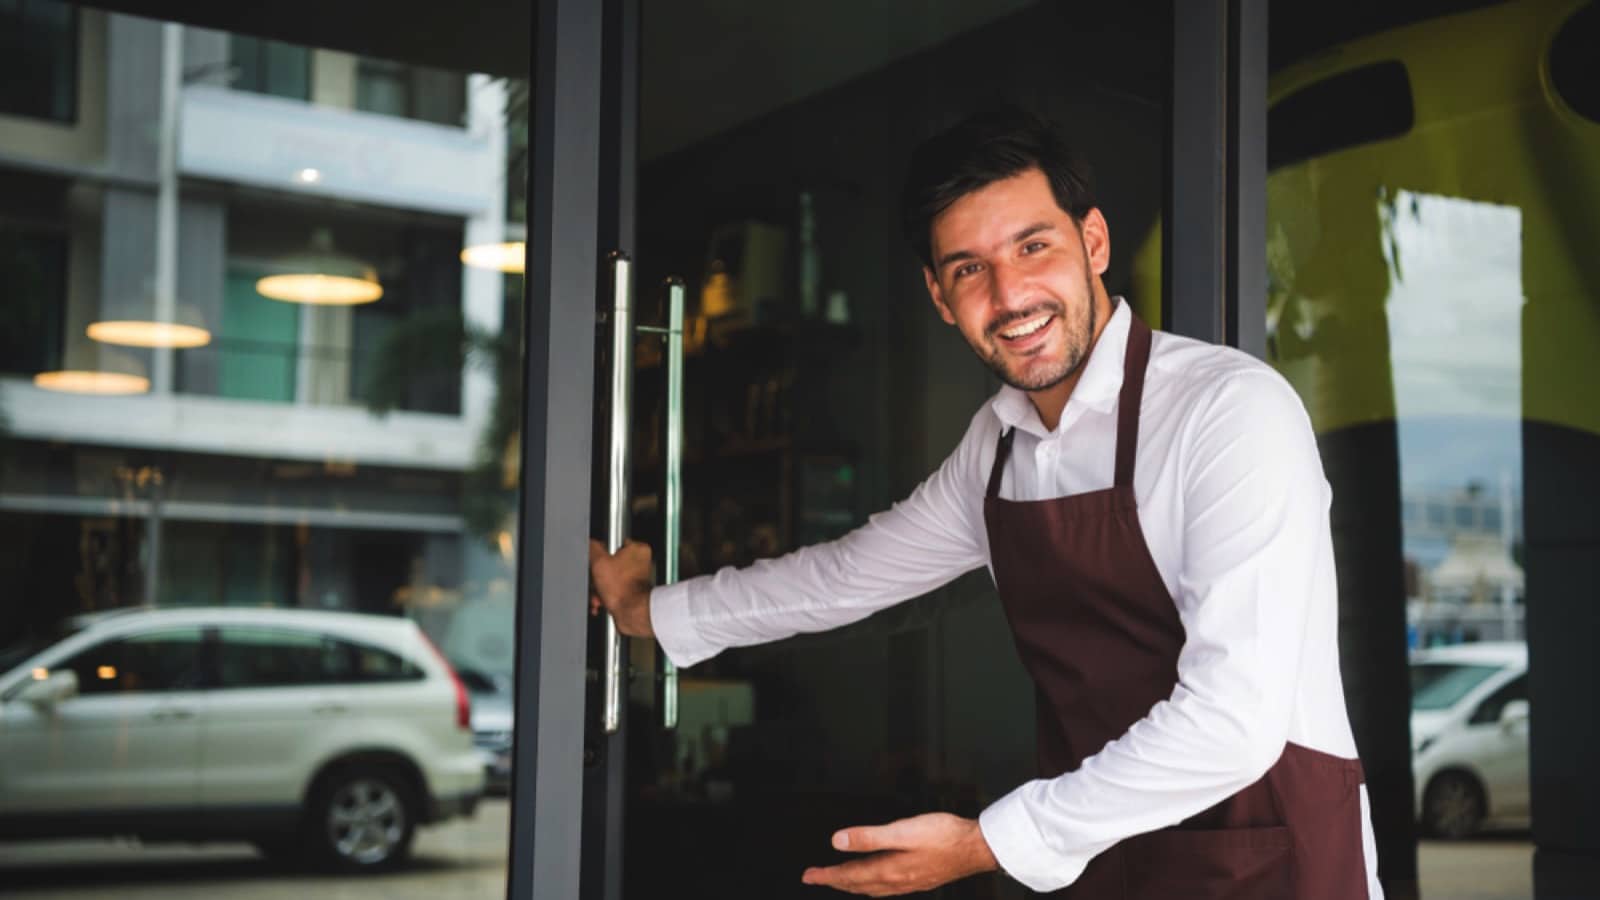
top-left (899, 105), bottom-right (1097, 271)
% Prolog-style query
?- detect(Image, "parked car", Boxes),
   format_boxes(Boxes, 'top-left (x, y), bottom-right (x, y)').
top-left (1410, 641), bottom-right (1529, 838)
top-left (453, 662), bottom-right (514, 794)
top-left (0, 606), bottom-right (485, 872)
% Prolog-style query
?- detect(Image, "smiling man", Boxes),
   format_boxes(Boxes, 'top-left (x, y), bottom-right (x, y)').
top-left (591, 107), bottom-right (1383, 898)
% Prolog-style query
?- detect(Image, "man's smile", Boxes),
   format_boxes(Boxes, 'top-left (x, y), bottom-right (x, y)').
top-left (994, 312), bottom-right (1056, 350)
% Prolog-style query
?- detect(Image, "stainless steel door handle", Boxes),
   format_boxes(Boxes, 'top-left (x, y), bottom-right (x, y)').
top-left (152, 708), bottom-right (194, 721)
top-left (312, 704), bottom-right (347, 715)
top-left (637, 278), bottom-right (685, 731)
top-left (602, 251), bottom-right (635, 735)
top-left (660, 278), bottom-right (684, 730)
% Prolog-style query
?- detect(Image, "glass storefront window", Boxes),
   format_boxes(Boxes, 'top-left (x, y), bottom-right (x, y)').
top-left (1264, 1), bottom-right (1600, 895)
top-left (0, 6), bottom-right (522, 894)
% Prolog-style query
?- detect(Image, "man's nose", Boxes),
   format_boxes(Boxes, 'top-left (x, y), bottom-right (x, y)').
top-left (989, 259), bottom-right (1030, 312)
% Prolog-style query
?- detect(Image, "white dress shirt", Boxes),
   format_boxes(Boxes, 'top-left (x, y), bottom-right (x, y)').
top-left (651, 300), bottom-right (1383, 896)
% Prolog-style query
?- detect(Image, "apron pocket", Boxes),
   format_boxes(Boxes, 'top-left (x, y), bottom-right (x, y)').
top-left (1121, 825), bottom-right (1294, 899)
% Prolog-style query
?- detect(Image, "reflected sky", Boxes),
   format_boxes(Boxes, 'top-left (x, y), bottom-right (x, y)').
top-left (1382, 189), bottom-right (1524, 614)
top-left (1382, 190), bottom-right (1524, 496)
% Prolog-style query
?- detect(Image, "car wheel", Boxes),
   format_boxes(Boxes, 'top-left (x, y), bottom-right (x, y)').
top-left (1424, 771), bottom-right (1485, 838)
top-left (308, 768), bottom-right (418, 872)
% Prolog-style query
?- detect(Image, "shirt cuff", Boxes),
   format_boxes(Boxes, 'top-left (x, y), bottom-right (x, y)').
top-left (649, 579), bottom-right (720, 669)
top-left (978, 784), bottom-right (1088, 893)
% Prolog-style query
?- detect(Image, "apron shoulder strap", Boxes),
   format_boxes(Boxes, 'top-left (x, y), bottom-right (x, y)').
top-left (986, 426), bottom-right (1015, 500)
top-left (1114, 315), bottom-right (1153, 488)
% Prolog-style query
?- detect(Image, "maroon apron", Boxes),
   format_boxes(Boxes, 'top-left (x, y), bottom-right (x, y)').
top-left (982, 314), bottom-right (1369, 899)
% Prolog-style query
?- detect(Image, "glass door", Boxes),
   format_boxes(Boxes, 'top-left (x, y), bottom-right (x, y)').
top-left (587, 3), bottom-right (1174, 898)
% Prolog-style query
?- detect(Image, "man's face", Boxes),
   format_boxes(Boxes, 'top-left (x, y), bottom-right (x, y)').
top-left (922, 168), bottom-right (1111, 394)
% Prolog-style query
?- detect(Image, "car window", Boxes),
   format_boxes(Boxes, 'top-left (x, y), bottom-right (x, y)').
top-left (1410, 662), bottom-right (1500, 711)
top-left (1550, 3), bottom-right (1598, 124)
top-left (217, 626), bottom-right (422, 688)
top-left (218, 626), bottom-right (354, 688)
top-left (1469, 674), bottom-right (1528, 726)
top-left (452, 664), bottom-right (499, 695)
top-left (1269, 61), bottom-right (1413, 171)
top-left (59, 628), bottom-right (206, 696)
top-left (350, 642), bottom-right (425, 683)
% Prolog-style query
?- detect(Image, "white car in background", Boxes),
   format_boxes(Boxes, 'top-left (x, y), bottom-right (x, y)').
top-left (1410, 641), bottom-right (1530, 838)
top-left (0, 607), bottom-right (485, 872)
top-left (453, 662), bottom-right (514, 795)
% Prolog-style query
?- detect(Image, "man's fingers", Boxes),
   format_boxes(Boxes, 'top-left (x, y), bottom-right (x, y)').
top-left (589, 539), bottom-right (606, 563)
top-left (802, 854), bottom-right (904, 895)
top-left (832, 818), bottom-right (918, 854)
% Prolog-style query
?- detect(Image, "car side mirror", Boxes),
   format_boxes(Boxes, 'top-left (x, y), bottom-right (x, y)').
top-left (1499, 698), bottom-right (1530, 728)
top-left (15, 670), bottom-right (79, 708)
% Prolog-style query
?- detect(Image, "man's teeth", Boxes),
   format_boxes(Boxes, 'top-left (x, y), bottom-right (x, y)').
top-left (1001, 316), bottom-right (1050, 339)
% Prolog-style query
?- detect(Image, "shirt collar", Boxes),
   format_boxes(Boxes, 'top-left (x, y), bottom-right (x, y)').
top-left (990, 297), bottom-right (1132, 438)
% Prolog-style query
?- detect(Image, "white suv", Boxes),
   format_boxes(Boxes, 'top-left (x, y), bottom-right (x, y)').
top-left (0, 606), bottom-right (486, 872)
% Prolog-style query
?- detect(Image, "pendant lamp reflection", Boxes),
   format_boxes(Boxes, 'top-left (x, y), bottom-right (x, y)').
top-left (87, 320), bottom-right (212, 348)
top-left (88, 300), bottom-right (212, 349)
top-left (459, 241), bottom-right (525, 274)
top-left (33, 345), bottom-right (151, 395)
top-left (256, 227), bottom-right (384, 306)
top-left (32, 371), bottom-right (151, 394)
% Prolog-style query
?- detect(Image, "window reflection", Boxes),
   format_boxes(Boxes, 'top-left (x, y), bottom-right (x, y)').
top-left (0, 3), bottom-right (520, 893)
top-left (1263, 0), bottom-right (1600, 894)
top-left (1381, 190), bottom-right (1525, 646)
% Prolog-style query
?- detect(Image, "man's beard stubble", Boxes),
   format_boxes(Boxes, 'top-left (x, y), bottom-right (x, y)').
top-left (981, 265), bottom-right (1098, 393)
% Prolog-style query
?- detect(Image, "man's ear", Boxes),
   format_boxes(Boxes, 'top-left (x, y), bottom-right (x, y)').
top-left (923, 266), bottom-right (956, 325)
top-left (1080, 208), bottom-right (1111, 277)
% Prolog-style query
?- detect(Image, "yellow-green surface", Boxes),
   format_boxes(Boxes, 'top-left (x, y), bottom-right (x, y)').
top-left (1133, 0), bottom-right (1599, 439)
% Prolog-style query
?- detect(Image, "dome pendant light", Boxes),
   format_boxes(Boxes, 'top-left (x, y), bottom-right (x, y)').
top-left (256, 227), bottom-right (384, 306)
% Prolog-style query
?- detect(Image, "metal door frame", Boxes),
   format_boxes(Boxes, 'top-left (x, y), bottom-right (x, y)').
top-left (505, 0), bottom-right (605, 897)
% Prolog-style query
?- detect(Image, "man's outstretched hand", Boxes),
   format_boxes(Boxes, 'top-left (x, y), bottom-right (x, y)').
top-left (801, 813), bottom-right (999, 897)
top-left (588, 539), bottom-right (654, 638)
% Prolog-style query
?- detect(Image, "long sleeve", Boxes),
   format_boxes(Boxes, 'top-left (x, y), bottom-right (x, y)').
top-left (650, 414), bottom-right (994, 669)
top-left (978, 369), bottom-right (1335, 892)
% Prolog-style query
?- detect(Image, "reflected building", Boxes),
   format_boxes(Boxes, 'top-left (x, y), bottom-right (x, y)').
top-left (0, 5), bottom-right (518, 680)
top-left (1403, 484), bottom-right (1526, 646)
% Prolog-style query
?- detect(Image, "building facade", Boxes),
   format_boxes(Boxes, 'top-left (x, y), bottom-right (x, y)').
top-left (0, 4), bottom-right (519, 680)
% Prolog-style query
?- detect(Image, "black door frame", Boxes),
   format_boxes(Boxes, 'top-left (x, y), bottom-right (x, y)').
top-left (507, 0), bottom-right (1278, 897)
top-left (1165, 0), bottom-right (1266, 355)
top-left (506, 0), bottom-right (604, 898)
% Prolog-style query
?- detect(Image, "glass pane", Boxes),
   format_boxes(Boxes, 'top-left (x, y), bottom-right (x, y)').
top-left (0, 7), bottom-right (525, 895)
top-left (626, 4), bottom-right (1169, 897)
top-left (1269, 1), bottom-right (1597, 895)
top-left (353, 56), bottom-right (468, 126)
top-left (0, 213), bottom-right (69, 376)
top-left (262, 40), bottom-right (310, 101)
top-left (228, 36), bottom-right (311, 102)
top-left (0, 0), bottom-right (77, 123)
top-left (355, 60), bottom-right (409, 118)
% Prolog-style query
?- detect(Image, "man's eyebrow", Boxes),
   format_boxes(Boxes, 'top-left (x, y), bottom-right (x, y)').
top-left (934, 248), bottom-right (977, 271)
top-left (1011, 222), bottom-right (1056, 243)
top-left (934, 222), bottom-right (1057, 271)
